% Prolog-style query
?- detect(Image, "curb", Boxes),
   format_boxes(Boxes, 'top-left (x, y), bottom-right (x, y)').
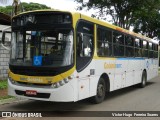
top-left (0, 97), bottom-right (28, 105)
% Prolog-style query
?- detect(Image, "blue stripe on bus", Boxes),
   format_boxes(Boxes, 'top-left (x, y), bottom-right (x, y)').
top-left (117, 58), bottom-right (145, 60)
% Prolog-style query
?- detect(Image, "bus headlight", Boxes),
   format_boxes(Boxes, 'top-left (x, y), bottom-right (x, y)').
top-left (9, 77), bottom-right (16, 84)
top-left (59, 80), bottom-right (65, 86)
top-left (51, 78), bottom-right (69, 88)
top-left (64, 78), bottom-right (69, 83)
top-left (51, 83), bottom-right (57, 88)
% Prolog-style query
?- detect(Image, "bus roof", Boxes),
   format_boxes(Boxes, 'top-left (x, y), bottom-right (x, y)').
top-left (13, 9), bottom-right (158, 44)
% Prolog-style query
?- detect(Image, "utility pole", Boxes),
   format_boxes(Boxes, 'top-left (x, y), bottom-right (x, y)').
top-left (12, 0), bottom-right (23, 16)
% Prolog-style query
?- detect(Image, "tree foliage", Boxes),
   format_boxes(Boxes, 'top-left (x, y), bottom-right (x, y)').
top-left (76, 0), bottom-right (141, 29)
top-left (0, 2), bottom-right (51, 16)
top-left (133, 0), bottom-right (160, 39)
top-left (75, 0), bottom-right (160, 39)
top-left (0, 5), bottom-right (12, 15)
top-left (22, 2), bottom-right (51, 11)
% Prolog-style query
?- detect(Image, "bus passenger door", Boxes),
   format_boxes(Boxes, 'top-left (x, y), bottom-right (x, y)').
top-left (76, 32), bottom-right (94, 100)
top-left (76, 21), bottom-right (94, 100)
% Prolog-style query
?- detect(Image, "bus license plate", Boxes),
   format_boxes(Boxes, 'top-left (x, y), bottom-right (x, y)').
top-left (26, 90), bottom-right (37, 95)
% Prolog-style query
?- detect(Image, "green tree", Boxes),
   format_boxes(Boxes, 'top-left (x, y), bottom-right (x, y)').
top-left (21, 2), bottom-right (51, 11)
top-left (75, 0), bottom-right (160, 38)
top-left (0, 2), bottom-right (51, 15)
top-left (76, 0), bottom-right (141, 29)
top-left (133, 0), bottom-right (160, 39)
top-left (0, 6), bottom-right (12, 15)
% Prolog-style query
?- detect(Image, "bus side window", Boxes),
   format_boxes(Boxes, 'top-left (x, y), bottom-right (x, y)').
top-left (113, 32), bottom-right (124, 57)
top-left (77, 33), bottom-right (83, 57)
top-left (77, 33), bottom-right (92, 57)
top-left (76, 20), bottom-right (94, 72)
top-left (83, 34), bottom-right (92, 57)
top-left (125, 36), bottom-right (134, 57)
top-left (142, 41), bottom-right (148, 57)
top-left (135, 38), bottom-right (142, 57)
top-left (97, 27), bottom-right (112, 57)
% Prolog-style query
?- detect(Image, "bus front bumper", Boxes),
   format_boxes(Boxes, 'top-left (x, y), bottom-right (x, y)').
top-left (8, 79), bottom-right (76, 102)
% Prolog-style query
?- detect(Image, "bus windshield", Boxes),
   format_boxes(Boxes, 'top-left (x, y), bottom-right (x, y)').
top-left (10, 29), bottom-right (74, 67)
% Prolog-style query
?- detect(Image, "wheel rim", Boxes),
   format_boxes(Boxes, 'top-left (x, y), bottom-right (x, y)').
top-left (97, 83), bottom-right (104, 98)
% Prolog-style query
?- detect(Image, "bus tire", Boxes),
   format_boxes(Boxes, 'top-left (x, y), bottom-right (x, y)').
top-left (90, 78), bottom-right (106, 104)
top-left (140, 71), bottom-right (147, 88)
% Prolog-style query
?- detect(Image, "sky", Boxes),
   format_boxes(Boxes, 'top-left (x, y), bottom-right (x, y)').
top-left (0, 0), bottom-right (93, 16)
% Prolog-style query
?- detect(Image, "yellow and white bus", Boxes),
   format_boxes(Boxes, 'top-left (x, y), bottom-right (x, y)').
top-left (2, 10), bottom-right (159, 103)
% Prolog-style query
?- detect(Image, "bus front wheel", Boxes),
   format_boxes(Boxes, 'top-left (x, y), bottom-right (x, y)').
top-left (90, 78), bottom-right (106, 104)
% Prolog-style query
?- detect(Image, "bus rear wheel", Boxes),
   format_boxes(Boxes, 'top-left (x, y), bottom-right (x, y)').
top-left (90, 78), bottom-right (106, 104)
top-left (140, 71), bottom-right (147, 88)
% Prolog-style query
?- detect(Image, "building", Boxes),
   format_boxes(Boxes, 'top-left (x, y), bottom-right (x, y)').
top-left (0, 12), bottom-right (11, 79)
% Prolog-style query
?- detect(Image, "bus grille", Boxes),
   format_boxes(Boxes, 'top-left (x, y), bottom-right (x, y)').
top-left (16, 81), bottom-right (52, 88)
top-left (10, 69), bottom-right (58, 76)
top-left (9, 66), bottom-right (59, 76)
top-left (9, 65), bottom-right (72, 76)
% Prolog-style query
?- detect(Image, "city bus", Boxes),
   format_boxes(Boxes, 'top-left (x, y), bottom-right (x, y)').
top-left (2, 10), bottom-right (159, 103)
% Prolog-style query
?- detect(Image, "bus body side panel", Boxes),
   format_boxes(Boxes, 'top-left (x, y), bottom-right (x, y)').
top-left (154, 59), bottom-right (159, 76)
top-left (125, 58), bottom-right (143, 87)
top-left (146, 58), bottom-right (159, 81)
top-left (92, 57), bottom-right (158, 93)
top-left (114, 59), bottom-right (128, 89)
top-left (93, 58), bottom-right (115, 92)
top-left (76, 58), bottom-right (115, 101)
top-left (133, 59), bottom-right (143, 85)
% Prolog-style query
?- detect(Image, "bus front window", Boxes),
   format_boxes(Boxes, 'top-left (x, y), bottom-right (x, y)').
top-left (10, 29), bottom-right (74, 67)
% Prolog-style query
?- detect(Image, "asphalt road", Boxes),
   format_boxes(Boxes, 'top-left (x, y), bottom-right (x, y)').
top-left (0, 73), bottom-right (160, 120)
